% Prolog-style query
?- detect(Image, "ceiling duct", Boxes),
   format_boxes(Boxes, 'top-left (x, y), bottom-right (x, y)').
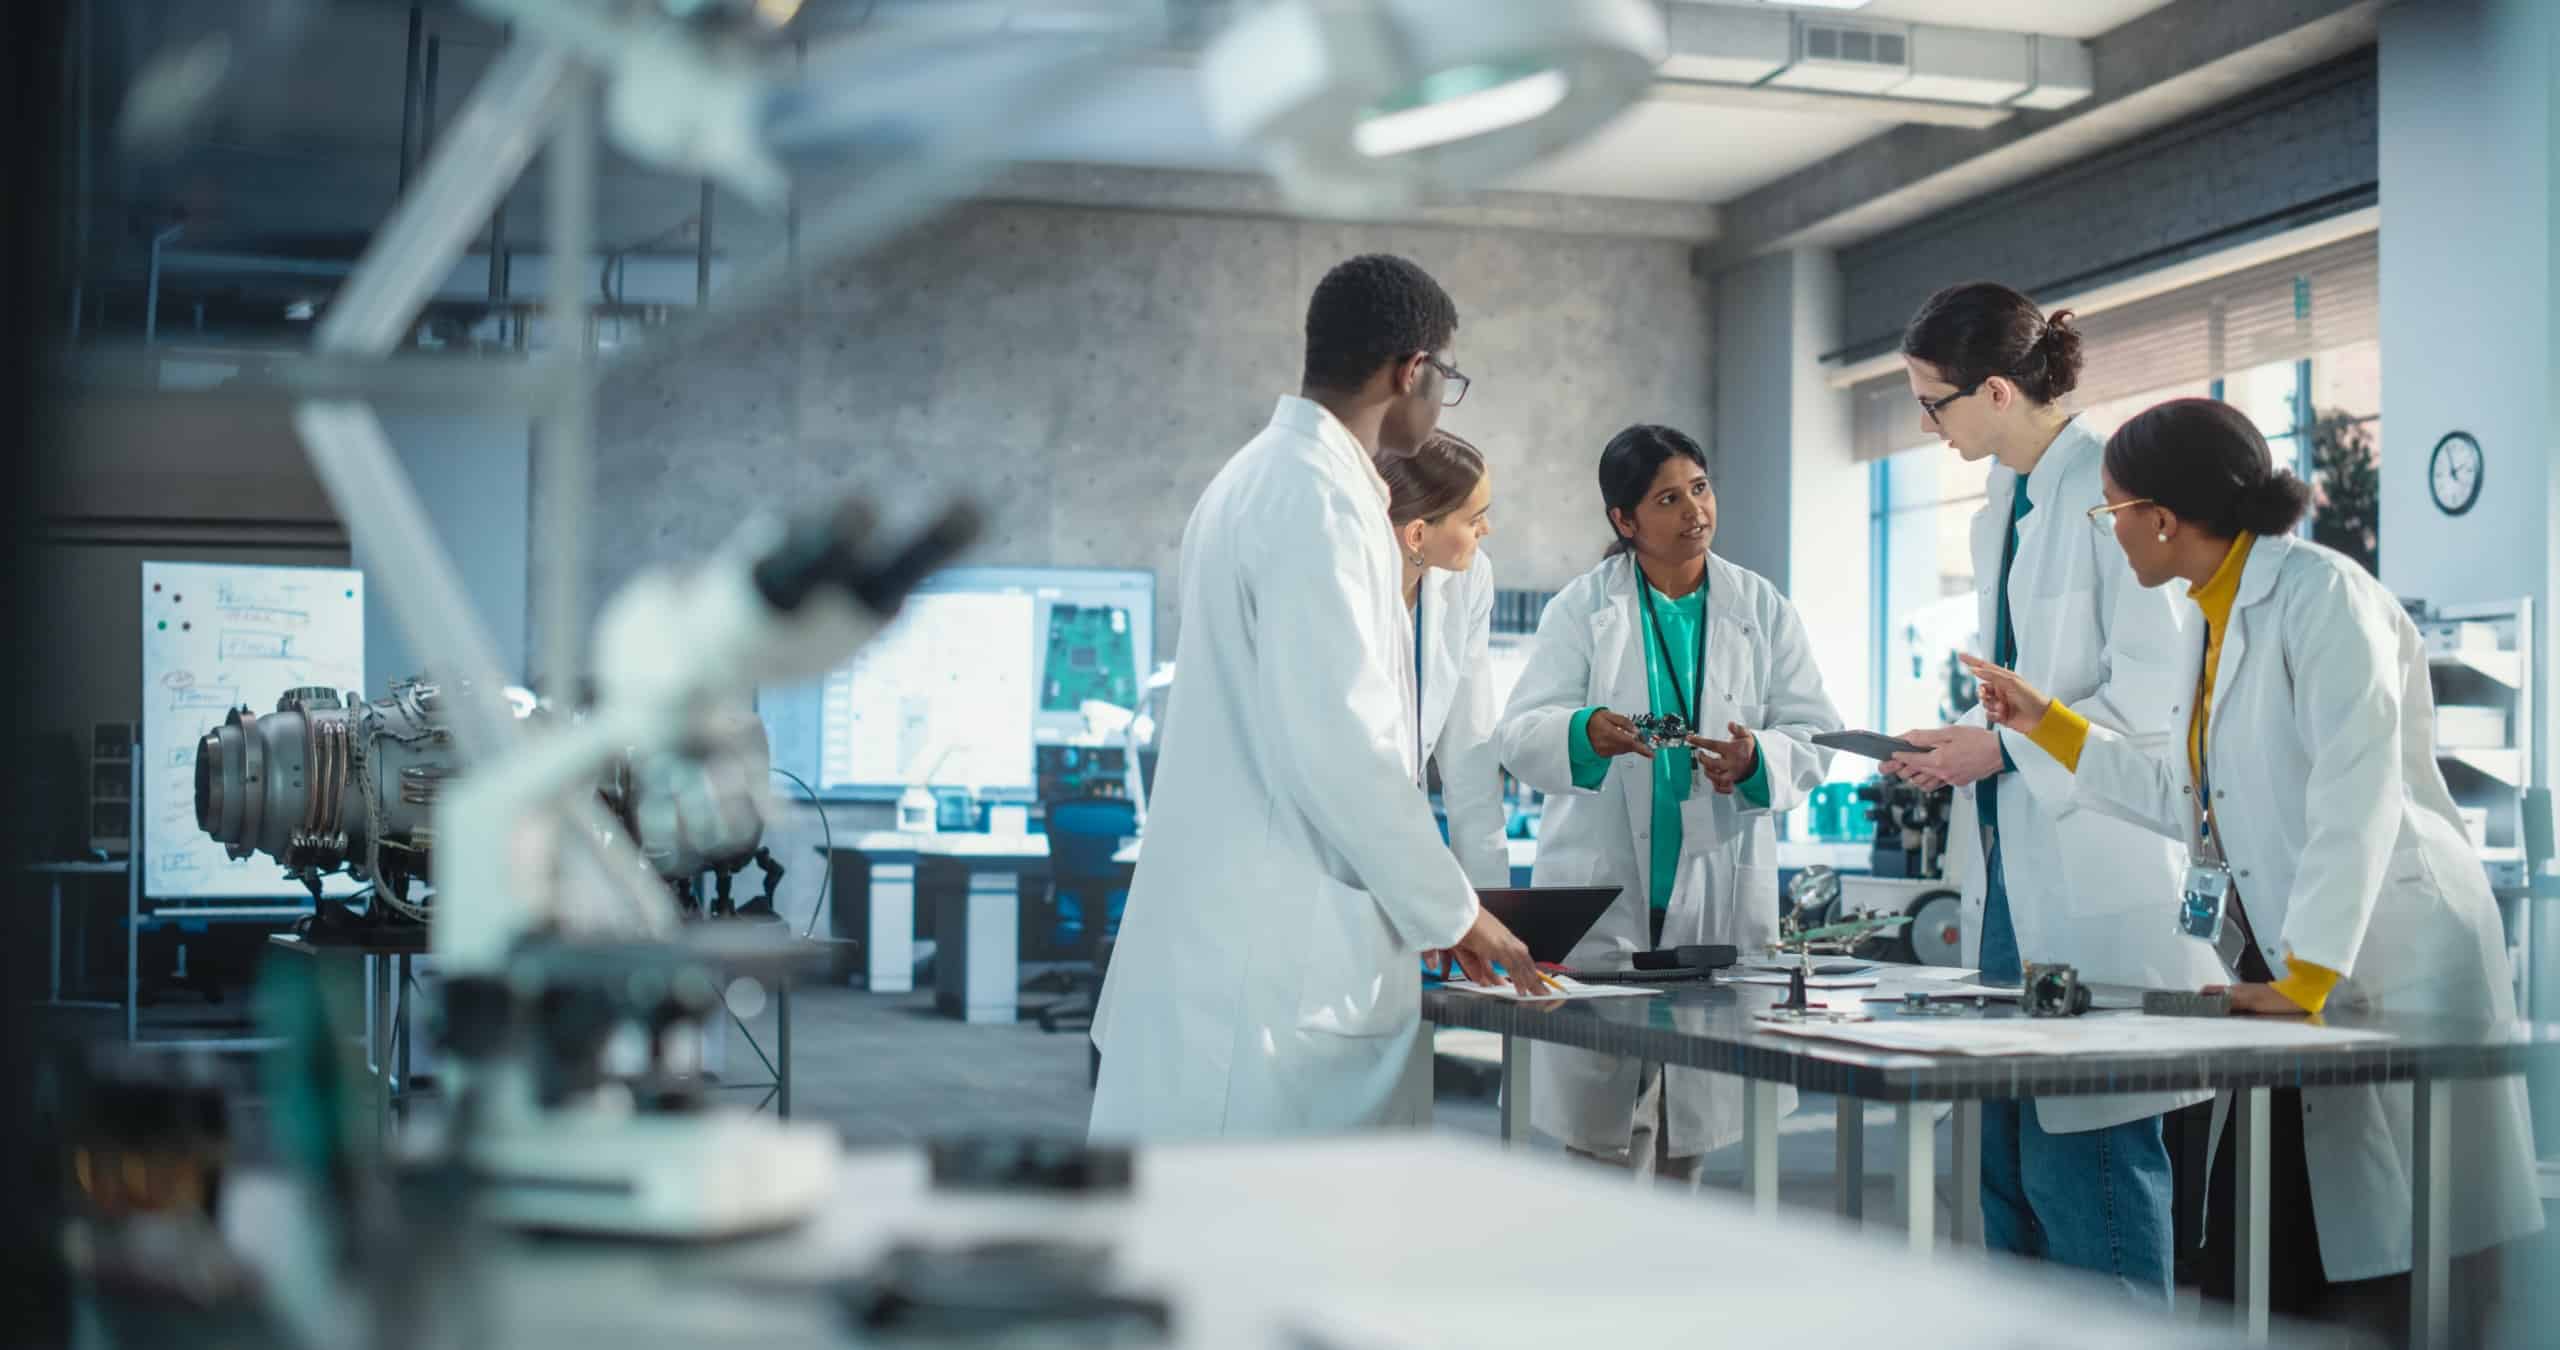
top-left (1658, 4), bottom-right (2094, 113)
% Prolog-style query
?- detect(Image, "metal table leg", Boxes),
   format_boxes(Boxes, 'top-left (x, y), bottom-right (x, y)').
top-left (776, 974), bottom-right (792, 1120)
top-left (1836, 1095), bottom-right (1866, 1219)
top-left (1894, 1101), bottom-right (1936, 1256)
top-left (1953, 1101), bottom-right (1984, 1247)
top-left (393, 954), bottom-right (412, 1122)
top-left (2410, 1074), bottom-right (2451, 1350)
top-left (1742, 1078), bottom-right (1779, 1214)
top-left (373, 955), bottom-right (394, 1137)
top-left (1500, 1033), bottom-right (1532, 1146)
top-left (2236, 1086), bottom-right (2271, 1343)
top-left (49, 877), bottom-right (63, 1003)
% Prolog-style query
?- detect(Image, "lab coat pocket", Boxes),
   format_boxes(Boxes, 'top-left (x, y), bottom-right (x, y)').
top-left (1292, 876), bottom-right (1415, 1039)
top-left (2016, 585), bottom-right (2099, 690)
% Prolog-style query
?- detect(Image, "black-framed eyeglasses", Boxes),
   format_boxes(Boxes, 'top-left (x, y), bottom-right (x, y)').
top-left (1422, 354), bottom-right (1470, 408)
top-left (1917, 375), bottom-right (1986, 423)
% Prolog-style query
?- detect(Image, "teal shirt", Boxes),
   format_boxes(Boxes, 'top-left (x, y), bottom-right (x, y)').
top-left (1564, 577), bottom-right (1771, 910)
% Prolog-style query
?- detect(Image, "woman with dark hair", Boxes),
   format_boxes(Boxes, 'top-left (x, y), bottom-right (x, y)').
top-left (1883, 281), bottom-right (2221, 1298)
top-left (1376, 428), bottom-right (1506, 888)
top-left (1492, 424), bottom-right (1841, 1178)
top-left (1963, 398), bottom-right (2542, 1332)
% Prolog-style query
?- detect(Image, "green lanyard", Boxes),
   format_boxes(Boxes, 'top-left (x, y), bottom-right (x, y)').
top-left (1635, 556), bottom-right (1707, 729)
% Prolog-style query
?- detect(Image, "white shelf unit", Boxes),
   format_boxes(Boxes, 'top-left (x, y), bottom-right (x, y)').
top-left (2411, 597), bottom-right (2535, 1015)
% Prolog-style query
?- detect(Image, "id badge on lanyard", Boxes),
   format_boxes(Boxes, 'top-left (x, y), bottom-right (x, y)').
top-left (2178, 646), bottom-right (2248, 973)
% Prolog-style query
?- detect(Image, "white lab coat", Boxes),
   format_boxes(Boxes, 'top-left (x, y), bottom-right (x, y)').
top-left (2069, 533), bottom-right (2543, 1280)
top-left (1943, 417), bottom-right (2224, 1135)
top-left (1417, 551), bottom-right (1511, 889)
top-left (1494, 551), bottom-right (1842, 1156)
top-left (1089, 396), bottom-right (1479, 1140)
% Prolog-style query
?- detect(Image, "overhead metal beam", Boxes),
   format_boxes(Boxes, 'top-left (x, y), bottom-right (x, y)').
top-left (1701, 0), bottom-right (2383, 268)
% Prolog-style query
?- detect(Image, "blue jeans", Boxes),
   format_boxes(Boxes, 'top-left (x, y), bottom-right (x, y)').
top-left (1978, 827), bottom-right (2175, 1301)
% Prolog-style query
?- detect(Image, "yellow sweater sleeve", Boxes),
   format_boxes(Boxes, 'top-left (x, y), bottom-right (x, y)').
top-left (2024, 700), bottom-right (2091, 772)
top-left (2271, 956), bottom-right (2342, 1014)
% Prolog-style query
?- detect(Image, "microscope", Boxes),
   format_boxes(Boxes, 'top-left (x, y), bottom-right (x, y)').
top-left (424, 495), bottom-right (976, 1238)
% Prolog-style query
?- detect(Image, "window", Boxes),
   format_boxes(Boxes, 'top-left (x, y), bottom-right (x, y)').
top-left (1870, 445), bottom-right (1987, 737)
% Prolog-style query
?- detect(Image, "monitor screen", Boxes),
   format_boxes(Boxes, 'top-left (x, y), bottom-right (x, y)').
top-left (760, 566), bottom-right (1154, 801)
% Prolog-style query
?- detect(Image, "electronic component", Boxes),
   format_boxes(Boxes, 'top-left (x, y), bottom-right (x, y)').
top-left (2022, 962), bottom-right (2093, 1017)
top-left (2143, 990), bottom-right (2233, 1018)
top-left (839, 1239), bottom-right (1170, 1343)
top-left (1628, 712), bottom-right (1693, 747)
top-left (928, 1137), bottom-right (1135, 1195)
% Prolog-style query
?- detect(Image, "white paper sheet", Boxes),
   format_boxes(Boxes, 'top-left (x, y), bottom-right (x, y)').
top-left (1756, 1011), bottom-right (2393, 1057)
top-left (1861, 983), bottom-right (2020, 1001)
top-left (1727, 972), bottom-right (1881, 990)
top-left (1890, 965), bottom-right (1982, 983)
top-left (1441, 975), bottom-right (1663, 1002)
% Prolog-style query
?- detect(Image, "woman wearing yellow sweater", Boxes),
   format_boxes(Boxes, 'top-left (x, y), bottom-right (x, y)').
top-left (1963, 397), bottom-right (2539, 1329)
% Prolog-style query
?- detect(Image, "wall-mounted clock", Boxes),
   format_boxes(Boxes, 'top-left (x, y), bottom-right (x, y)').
top-left (2430, 431), bottom-right (2483, 517)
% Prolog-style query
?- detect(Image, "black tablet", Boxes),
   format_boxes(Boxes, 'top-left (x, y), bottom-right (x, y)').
top-left (1812, 730), bottom-right (1925, 760)
top-left (1474, 886), bottom-right (1623, 964)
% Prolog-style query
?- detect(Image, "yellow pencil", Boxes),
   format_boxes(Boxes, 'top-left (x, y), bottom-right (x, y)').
top-left (1536, 968), bottom-right (1570, 996)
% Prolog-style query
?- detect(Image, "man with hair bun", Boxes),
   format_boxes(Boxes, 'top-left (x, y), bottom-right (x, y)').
top-left (1884, 282), bottom-right (2222, 1298)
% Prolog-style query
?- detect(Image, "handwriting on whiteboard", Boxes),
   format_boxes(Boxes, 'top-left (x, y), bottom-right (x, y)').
top-left (143, 562), bottom-right (365, 900)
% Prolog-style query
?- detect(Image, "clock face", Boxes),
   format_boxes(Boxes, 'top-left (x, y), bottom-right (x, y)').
top-left (2431, 432), bottom-right (2484, 516)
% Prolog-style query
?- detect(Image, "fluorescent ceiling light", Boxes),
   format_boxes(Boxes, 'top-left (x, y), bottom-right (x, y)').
top-left (1354, 65), bottom-right (1571, 158)
top-left (1199, 0), bottom-right (1666, 215)
top-left (1761, 1), bottom-right (1875, 9)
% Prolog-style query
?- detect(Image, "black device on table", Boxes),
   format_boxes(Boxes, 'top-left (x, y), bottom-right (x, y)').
top-left (1566, 943), bottom-right (1740, 983)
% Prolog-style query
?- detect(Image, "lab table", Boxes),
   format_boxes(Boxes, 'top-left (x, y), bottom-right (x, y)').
top-left (1425, 967), bottom-right (2560, 1348)
top-left (212, 1134), bottom-right (2288, 1350)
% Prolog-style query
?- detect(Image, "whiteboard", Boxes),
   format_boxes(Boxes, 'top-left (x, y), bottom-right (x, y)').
top-left (141, 562), bottom-right (367, 899)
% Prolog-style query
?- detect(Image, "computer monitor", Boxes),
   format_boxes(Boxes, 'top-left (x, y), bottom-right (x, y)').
top-left (760, 566), bottom-right (1154, 802)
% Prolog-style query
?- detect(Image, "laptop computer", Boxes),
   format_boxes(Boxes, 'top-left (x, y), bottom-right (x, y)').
top-left (1474, 886), bottom-right (1623, 964)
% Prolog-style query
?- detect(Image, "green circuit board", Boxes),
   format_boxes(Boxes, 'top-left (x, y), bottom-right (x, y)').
top-left (1040, 603), bottom-right (1138, 712)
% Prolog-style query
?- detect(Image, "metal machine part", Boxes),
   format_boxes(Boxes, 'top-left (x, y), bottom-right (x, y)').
top-left (929, 1138), bottom-right (1135, 1195)
top-left (2143, 989), bottom-right (2233, 1018)
top-left (195, 681), bottom-right (780, 921)
top-left (195, 680), bottom-right (454, 910)
top-left (839, 1238), bottom-right (1172, 1345)
top-left (2022, 962), bottom-right (2093, 1018)
top-left (1785, 864), bottom-right (1842, 926)
top-left (1856, 776), bottom-right (1951, 880)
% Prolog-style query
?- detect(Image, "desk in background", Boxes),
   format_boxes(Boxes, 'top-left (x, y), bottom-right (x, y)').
top-left (822, 833), bottom-right (1134, 1025)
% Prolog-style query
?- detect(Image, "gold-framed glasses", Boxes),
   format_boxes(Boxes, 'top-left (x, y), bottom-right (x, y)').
top-left (2087, 497), bottom-right (2157, 530)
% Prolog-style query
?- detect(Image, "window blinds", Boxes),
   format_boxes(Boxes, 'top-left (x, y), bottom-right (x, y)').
top-left (1847, 232), bottom-right (2378, 462)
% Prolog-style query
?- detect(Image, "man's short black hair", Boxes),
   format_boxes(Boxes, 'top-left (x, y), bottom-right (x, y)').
top-left (1301, 254), bottom-right (1458, 393)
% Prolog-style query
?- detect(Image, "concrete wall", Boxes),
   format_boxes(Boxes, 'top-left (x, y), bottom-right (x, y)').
top-left (2378, 0), bottom-right (2557, 781)
top-left (1832, 52), bottom-right (2379, 359)
top-left (365, 413), bottom-right (532, 691)
top-left (1710, 249), bottom-right (1871, 748)
top-left (576, 200), bottom-right (1716, 643)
